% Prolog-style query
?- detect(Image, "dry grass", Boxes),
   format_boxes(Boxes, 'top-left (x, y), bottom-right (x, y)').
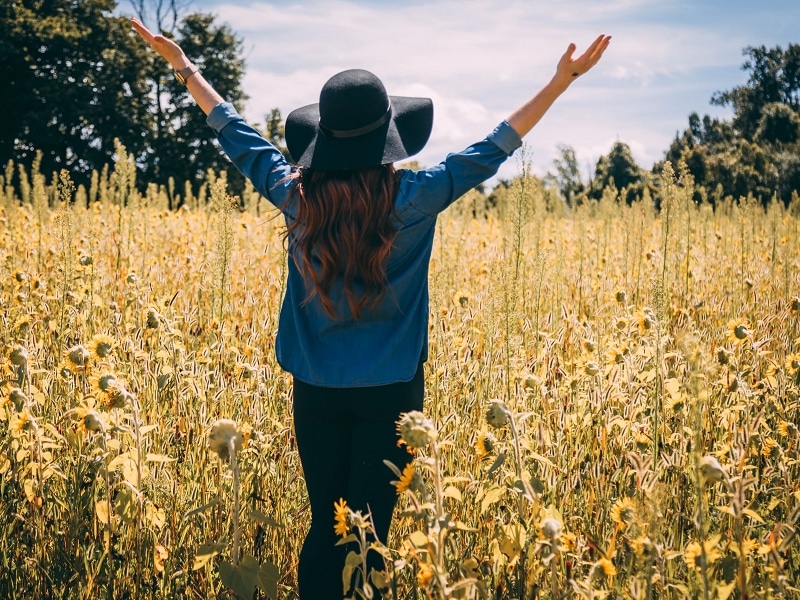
top-left (0, 153), bottom-right (798, 599)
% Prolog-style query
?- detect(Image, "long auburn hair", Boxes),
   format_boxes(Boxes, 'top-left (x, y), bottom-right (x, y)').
top-left (284, 164), bottom-right (399, 320)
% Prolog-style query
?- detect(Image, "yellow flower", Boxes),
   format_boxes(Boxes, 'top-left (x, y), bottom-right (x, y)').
top-left (596, 557), bottom-right (616, 577)
top-left (475, 430), bottom-right (496, 458)
top-left (635, 309), bottom-right (655, 336)
top-left (89, 371), bottom-right (118, 395)
top-left (684, 541), bottom-right (702, 568)
top-left (13, 315), bottom-right (32, 335)
top-left (726, 318), bottom-right (750, 346)
top-left (10, 410), bottom-right (36, 436)
top-left (761, 436), bottom-right (780, 459)
top-left (65, 344), bottom-right (91, 373)
top-left (633, 536), bottom-right (656, 561)
top-left (87, 334), bottom-right (115, 361)
top-left (560, 531), bottom-right (577, 552)
top-left (452, 290), bottom-right (469, 308)
top-left (416, 562), bottom-right (434, 587)
top-left (605, 344), bottom-right (627, 365)
top-left (333, 498), bottom-right (350, 537)
top-left (609, 496), bottom-right (636, 528)
top-left (684, 536), bottom-right (722, 570)
top-left (735, 538), bottom-right (757, 556)
top-left (582, 360), bottom-right (601, 377)
top-left (394, 463), bottom-right (419, 495)
top-left (784, 354), bottom-right (800, 376)
top-left (777, 419), bottom-right (795, 437)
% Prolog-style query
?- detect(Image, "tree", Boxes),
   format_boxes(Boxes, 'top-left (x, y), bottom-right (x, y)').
top-left (711, 44), bottom-right (800, 139)
top-left (141, 11), bottom-right (248, 199)
top-left (0, 0), bottom-right (153, 182)
top-left (548, 144), bottom-right (584, 206)
top-left (661, 44), bottom-right (800, 205)
top-left (264, 108), bottom-right (289, 159)
top-left (755, 102), bottom-right (800, 145)
top-left (588, 142), bottom-right (646, 204)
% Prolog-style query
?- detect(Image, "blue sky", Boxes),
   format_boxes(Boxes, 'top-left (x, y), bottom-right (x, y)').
top-left (124, 0), bottom-right (800, 183)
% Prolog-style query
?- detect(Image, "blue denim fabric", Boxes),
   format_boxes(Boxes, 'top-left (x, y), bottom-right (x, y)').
top-left (207, 102), bottom-right (522, 386)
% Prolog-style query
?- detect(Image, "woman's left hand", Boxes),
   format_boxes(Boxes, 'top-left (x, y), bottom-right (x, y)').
top-left (556, 34), bottom-right (612, 83)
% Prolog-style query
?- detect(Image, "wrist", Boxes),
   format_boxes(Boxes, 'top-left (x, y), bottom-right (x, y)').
top-left (549, 73), bottom-right (573, 93)
top-left (171, 54), bottom-right (192, 71)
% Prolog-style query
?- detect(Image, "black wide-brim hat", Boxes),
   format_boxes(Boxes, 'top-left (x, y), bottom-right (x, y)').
top-left (285, 69), bottom-right (433, 171)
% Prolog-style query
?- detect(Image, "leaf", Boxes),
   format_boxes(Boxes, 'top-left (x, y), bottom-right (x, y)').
top-left (146, 503), bottom-right (166, 530)
top-left (257, 559), bottom-right (280, 600)
top-left (382, 459), bottom-right (401, 478)
top-left (96, 500), bottom-right (111, 524)
top-left (452, 520), bottom-right (477, 532)
top-left (443, 485), bottom-right (462, 502)
top-left (192, 542), bottom-right (226, 570)
top-left (664, 378), bottom-right (681, 399)
top-left (716, 505), bottom-right (735, 517)
top-left (341, 551), bottom-right (362, 596)
top-left (138, 425), bottom-right (159, 436)
top-left (335, 533), bottom-right (358, 546)
top-left (717, 581), bottom-right (736, 600)
top-left (741, 507), bottom-right (765, 523)
top-left (487, 452), bottom-right (506, 477)
top-left (219, 555), bottom-right (260, 599)
top-left (145, 453), bottom-right (175, 463)
top-left (408, 530), bottom-right (430, 547)
top-left (114, 485), bottom-right (138, 524)
top-left (498, 523), bottom-right (526, 560)
top-left (480, 486), bottom-right (505, 514)
top-left (529, 452), bottom-right (555, 469)
top-left (184, 497), bottom-right (220, 520)
top-left (249, 509), bottom-right (283, 529)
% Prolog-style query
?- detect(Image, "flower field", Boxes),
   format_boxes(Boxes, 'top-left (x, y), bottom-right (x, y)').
top-left (0, 150), bottom-right (798, 599)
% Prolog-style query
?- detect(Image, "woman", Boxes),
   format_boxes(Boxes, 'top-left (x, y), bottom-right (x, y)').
top-left (132, 17), bottom-right (609, 598)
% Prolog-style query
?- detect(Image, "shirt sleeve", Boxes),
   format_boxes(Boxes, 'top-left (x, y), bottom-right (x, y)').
top-left (206, 102), bottom-right (297, 211)
top-left (397, 121), bottom-right (523, 217)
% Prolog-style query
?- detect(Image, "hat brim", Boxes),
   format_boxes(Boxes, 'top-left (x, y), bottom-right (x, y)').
top-left (285, 95), bottom-right (433, 171)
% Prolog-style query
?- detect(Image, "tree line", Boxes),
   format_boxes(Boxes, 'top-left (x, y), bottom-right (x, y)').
top-left (2, 0), bottom-right (799, 207)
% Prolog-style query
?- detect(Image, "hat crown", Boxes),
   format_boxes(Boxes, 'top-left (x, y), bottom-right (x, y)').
top-left (318, 69), bottom-right (390, 133)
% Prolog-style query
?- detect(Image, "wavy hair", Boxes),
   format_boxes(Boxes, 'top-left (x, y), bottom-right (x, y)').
top-left (284, 165), bottom-right (399, 320)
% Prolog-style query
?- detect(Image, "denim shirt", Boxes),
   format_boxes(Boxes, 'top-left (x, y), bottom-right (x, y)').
top-left (207, 102), bottom-right (521, 387)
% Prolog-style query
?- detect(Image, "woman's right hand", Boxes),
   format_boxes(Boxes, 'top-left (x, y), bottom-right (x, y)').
top-left (131, 17), bottom-right (191, 70)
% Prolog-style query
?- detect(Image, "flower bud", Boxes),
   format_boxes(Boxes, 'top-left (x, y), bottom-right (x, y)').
top-left (486, 401), bottom-right (510, 429)
top-left (396, 411), bottom-right (436, 449)
top-left (208, 419), bottom-right (244, 462)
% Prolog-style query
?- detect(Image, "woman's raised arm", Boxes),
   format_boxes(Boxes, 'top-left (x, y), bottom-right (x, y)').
top-left (507, 34), bottom-right (611, 138)
top-left (131, 17), bottom-right (225, 115)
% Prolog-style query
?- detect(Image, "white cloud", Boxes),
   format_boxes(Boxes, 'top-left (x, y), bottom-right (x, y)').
top-left (126, 0), bottom-right (798, 181)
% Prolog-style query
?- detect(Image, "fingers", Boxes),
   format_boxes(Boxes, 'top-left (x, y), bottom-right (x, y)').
top-left (131, 17), bottom-right (155, 43)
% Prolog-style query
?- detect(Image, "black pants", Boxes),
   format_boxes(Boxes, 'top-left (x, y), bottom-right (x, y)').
top-left (292, 364), bottom-right (424, 599)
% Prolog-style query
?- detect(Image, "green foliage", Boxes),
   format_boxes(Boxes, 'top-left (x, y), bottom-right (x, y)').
top-left (589, 142), bottom-right (650, 205)
top-left (548, 144), bottom-right (585, 206)
top-left (145, 12), bottom-right (249, 201)
top-left (711, 44), bottom-right (800, 139)
top-left (0, 0), bottom-right (152, 180)
top-left (662, 44), bottom-right (800, 206)
top-left (0, 0), bottom-right (249, 201)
